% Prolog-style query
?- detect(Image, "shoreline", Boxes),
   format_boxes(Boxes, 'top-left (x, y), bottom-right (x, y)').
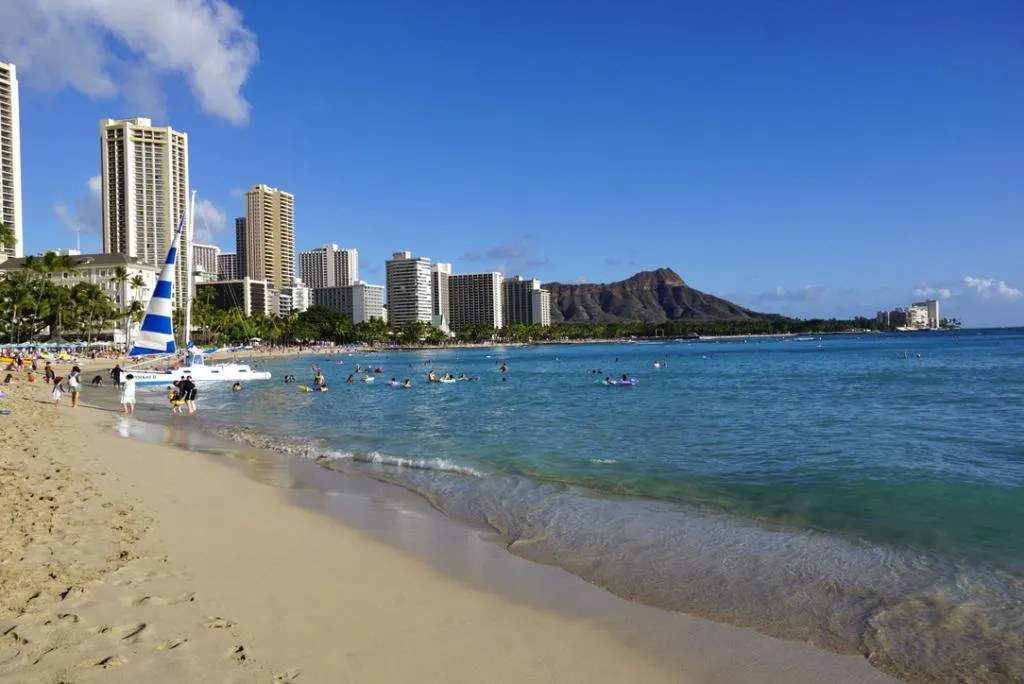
top-left (0, 380), bottom-right (897, 683)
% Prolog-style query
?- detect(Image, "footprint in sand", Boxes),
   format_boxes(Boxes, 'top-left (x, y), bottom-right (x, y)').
top-left (79, 654), bottom-right (128, 669)
top-left (156, 637), bottom-right (188, 651)
top-left (274, 668), bottom-right (301, 682)
top-left (115, 623), bottom-right (147, 642)
top-left (204, 617), bottom-right (234, 630)
top-left (230, 644), bottom-right (246, 662)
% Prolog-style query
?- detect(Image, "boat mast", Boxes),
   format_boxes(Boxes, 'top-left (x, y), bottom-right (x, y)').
top-left (184, 189), bottom-right (197, 350)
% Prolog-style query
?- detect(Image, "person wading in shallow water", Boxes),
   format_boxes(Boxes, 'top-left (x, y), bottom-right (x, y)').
top-left (177, 375), bottom-right (198, 414)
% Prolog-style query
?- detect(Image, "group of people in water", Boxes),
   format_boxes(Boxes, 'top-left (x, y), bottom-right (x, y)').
top-left (296, 359), bottom-right (510, 391)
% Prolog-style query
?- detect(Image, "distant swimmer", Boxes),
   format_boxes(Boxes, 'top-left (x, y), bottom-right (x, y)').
top-left (314, 369), bottom-right (326, 388)
top-left (232, 382), bottom-right (242, 392)
top-left (346, 374), bottom-right (356, 384)
top-left (402, 378), bottom-right (412, 389)
top-left (499, 362), bottom-right (508, 373)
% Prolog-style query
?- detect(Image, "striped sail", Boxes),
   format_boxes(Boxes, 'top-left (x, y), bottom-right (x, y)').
top-left (128, 208), bottom-right (186, 356)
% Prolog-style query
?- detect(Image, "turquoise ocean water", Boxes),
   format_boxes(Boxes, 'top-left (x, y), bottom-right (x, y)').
top-left (144, 329), bottom-right (1024, 681)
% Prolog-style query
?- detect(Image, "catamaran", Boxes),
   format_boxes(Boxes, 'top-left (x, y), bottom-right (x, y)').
top-left (127, 193), bottom-right (272, 387)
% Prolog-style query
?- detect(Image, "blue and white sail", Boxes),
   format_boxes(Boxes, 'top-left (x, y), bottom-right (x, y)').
top-left (128, 207), bottom-right (186, 356)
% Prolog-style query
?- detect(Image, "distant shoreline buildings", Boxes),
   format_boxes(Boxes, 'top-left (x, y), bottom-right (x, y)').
top-left (4, 57), bottom-right (553, 339)
top-left (877, 299), bottom-right (940, 330)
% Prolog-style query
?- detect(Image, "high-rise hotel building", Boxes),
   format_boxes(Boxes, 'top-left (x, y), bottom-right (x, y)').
top-left (431, 262), bottom-right (452, 330)
top-left (449, 272), bottom-right (503, 331)
top-left (240, 184), bottom-right (295, 290)
top-left (298, 244), bottom-right (358, 288)
top-left (100, 117), bottom-right (190, 308)
top-left (0, 62), bottom-right (24, 257)
top-left (502, 276), bottom-right (552, 327)
top-left (385, 251), bottom-right (433, 326)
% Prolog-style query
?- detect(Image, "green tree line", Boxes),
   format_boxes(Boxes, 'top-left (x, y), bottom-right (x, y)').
top-left (0, 249), bottom-right (139, 344)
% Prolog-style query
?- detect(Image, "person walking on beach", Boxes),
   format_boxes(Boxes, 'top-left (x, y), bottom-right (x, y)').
top-left (110, 364), bottom-right (123, 388)
top-left (52, 376), bottom-right (64, 406)
top-left (120, 373), bottom-right (136, 415)
top-left (67, 366), bottom-right (82, 408)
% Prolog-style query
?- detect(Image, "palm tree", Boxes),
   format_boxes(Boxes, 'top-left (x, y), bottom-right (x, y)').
top-left (72, 282), bottom-right (117, 342)
top-left (110, 266), bottom-right (129, 348)
top-left (126, 300), bottom-right (145, 348)
top-left (129, 273), bottom-right (147, 306)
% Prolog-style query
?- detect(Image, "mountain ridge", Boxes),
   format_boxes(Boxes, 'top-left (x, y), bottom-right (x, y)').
top-left (542, 268), bottom-right (768, 323)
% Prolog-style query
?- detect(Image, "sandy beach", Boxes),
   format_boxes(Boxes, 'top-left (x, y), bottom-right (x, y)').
top-left (0, 373), bottom-right (898, 684)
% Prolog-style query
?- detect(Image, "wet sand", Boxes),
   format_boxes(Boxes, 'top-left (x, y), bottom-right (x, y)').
top-left (0, 379), bottom-right (896, 683)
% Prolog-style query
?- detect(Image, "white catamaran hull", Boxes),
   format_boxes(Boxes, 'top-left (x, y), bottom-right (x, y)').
top-left (130, 363), bottom-right (272, 387)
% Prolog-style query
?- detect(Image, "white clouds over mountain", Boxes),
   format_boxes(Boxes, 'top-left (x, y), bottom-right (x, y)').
top-left (0, 0), bottom-right (258, 124)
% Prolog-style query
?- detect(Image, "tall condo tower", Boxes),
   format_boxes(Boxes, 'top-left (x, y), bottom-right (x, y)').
top-left (100, 117), bottom-right (190, 308)
top-left (431, 262), bottom-right (451, 329)
top-left (241, 184), bottom-right (295, 290)
top-left (298, 244), bottom-right (358, 288)
top-left (0, 62), bottom-right (24, 257)
top-left (385, 251), bottom-right (433, 326)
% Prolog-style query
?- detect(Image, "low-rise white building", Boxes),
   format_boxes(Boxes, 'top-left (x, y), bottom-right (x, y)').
top-left (0, 252), bottom-right (159, 342)
top-left (312, 281), bottom-right (384, 324)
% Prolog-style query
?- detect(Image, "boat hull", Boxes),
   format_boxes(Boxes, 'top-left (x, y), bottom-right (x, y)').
top-left (128, 364), bottom-right (272, 387)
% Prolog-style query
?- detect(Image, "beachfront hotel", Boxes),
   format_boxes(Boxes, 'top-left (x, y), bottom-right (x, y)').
top-left (0, 62), bottom-right (23, 258)
top-left (217, 252), bottom-right (239, 280)
top-left (239, 184), bottom-right (295, 290)
top-left (431, 262), bottom-right (452, 331)
top-left (0, 252), bottom-right (158, 343)
top-left (502, 276), bottom-right (552, 327)
top-left (192, 242), bottom-right (220, 282)
top-left (99, 117), bottom-right (190, 309)
top-left (312, 281), bottom-right (384, 324)
top-left (448, 272), bottom-right (504, 331)
top-left (298, 244), bottom-right (358, 288)
top-left (385, 251), bottom-right (433, 325)
top-left (205, 277), bottom-right (270, 317)
top-left (877, 298), bottom-right (940, 330)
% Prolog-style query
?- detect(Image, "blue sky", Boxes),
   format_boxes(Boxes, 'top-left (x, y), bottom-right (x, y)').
top-left (3, 0), bottom-right (1022, 325)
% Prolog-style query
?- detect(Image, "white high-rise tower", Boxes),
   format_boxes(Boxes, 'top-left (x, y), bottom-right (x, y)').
top-left (100, 117), bottom-right (190, 308)
top-left (0, 62), bottom-right (24, 257)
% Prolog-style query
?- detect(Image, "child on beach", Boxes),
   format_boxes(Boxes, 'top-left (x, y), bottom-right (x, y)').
top-left (120, 374), bottom-right (136, 415)
top-left (52, 376), bottom-right (64, 406)
top-left (67, 366), bottom-right (82, 408)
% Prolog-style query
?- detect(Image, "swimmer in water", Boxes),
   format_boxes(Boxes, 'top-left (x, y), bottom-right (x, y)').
top-left (232, 382), bottom-right (242, 391)
top-left (402, 378), bottom-right (412, 389)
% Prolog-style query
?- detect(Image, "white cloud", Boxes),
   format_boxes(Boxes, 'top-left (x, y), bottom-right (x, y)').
top-left (757, 284), bottom-right (824, 303)
top-left (963, 276), bottom-right (1022, 300)
top-left (193, 199), bottom-right (227, 244)
top-left (52, 175), bottom-right (102, 243)
top-left (914, 286), bottom-right (952, 300)
top-left (0, 0), bottom-right (258, 124)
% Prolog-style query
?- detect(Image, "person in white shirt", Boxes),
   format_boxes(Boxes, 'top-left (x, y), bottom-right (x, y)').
top-left (120, 374), bottom-right (136, 415)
